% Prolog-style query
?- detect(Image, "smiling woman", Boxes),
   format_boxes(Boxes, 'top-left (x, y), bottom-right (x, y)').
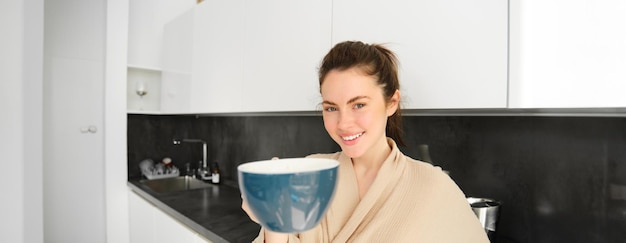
top-left (320, 67), bottom-right (399, 163)
top-left (242, 41), bottom-right (489, 243)
top-left (319, 41), bottom-right (405, 148)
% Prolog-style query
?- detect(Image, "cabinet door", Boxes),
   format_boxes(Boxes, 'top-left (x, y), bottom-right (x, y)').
top-left (153, 205), bottom-right (201, 243)
top-left (128, 191), bottom-right (155, 243)
top-left (194, 234), bottom-right (212, 243)
top-left (332, 0), bottom-right (508, 109)
top-left (128, 0), bottom-right (161, 69)
top-left (161, 8), bottom-right (194, 113)
top-left (128, 0), bottom-right (196, 69)
top-left (45, 58), bottom-right (106, 242)
top-left (129, 191), bottom-right (211, 243)
top-left (189, 0), bottom-right (244, 113)
top-left (241, 0), bottom-right (332, 112)
top-left (509, 0), bottom-right (626, 108)
top-left (161, 1), bottom-right (244, 114)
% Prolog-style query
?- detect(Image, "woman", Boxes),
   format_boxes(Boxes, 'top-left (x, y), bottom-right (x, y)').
top-left (243, 41), bottom-right (488, 242)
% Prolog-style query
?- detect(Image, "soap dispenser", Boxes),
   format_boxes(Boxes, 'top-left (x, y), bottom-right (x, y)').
top-left (211, 162), bottom-right (221, 184)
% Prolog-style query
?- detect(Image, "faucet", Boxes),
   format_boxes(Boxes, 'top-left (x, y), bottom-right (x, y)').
top-left (173, 138), bottom-right (210, 180)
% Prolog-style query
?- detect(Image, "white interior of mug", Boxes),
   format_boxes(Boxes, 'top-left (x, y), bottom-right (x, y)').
top-left (238, 158), bottom-right (339, 174)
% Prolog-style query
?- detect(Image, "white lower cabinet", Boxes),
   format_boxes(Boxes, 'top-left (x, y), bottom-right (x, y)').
top-left (129, 190), bottom-right (155, 243)
top-left (129, 191), bottom-right (211, 243)
top-left (153, 205), bottom-right (209, 243)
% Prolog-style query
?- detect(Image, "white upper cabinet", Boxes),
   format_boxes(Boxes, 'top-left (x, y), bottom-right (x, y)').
top-left (128, 0), bottom-right (196, 113)
top-left (161, 8), bottom-right (194, 113)
top-left (160, 0), bottom-right (244, 114)
top-left (332, 0), bottom-right (508, 109)
top-left (128, 0), bottom-right (161, 69)
top-left (128, 0), bottom-right (196, 69)
top-left (190, 0), bottom-right (244, 114)
top-left (509, 0), bottom-right (626, 108)
top-left (241, 0), bottom-right (332, 112)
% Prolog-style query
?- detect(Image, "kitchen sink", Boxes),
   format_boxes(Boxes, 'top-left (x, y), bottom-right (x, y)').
top-left (140, 176), bottom-right (213, 193)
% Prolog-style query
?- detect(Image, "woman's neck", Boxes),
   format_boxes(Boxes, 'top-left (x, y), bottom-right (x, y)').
top-left (351, 138), bottom-right (392, 199)
top-left (352, 137), bottom-right (391, 170)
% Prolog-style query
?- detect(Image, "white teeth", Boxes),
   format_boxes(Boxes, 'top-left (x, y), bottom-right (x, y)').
top-left (342, 133), bottom-right (363, 141)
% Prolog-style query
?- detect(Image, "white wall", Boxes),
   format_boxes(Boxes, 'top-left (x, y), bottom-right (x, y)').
top-left (0, 0), bottom-right (44, 243)
top-left (105, 0), bottom-right (130, 242)
top-left (1, 0), bottom-right (128, 242)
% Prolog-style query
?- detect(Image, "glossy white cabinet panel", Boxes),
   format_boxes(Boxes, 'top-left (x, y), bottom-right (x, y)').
top-left (509, 0), bottom-right (626, 108)
top-left (128, 0), bottom-right (196, 69)
top-left (128, 0), bottom-right (161, 69)
top-left (129, 191), bottom-right (156, 243)
top-left (153, 205), bottom-right (201, 243)
top-left (45, 56), bottom-right (105, 241)
top-left (241, 0), bottom-right (332, 112)
top-left (44, 0), bottom-right (104, 61)
top-left (161, 1), bottom-right (244, 114)
top-left (161, 8), bottom-right (194, 113)
top-left (189, 0), bottom-right (244, 113)
top-left (332, 0), bottom-right (508, 109)
top-left (129, 191), bottom-right (212, 243)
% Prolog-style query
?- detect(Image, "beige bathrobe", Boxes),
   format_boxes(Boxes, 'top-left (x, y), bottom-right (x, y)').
top-left (253, 139), bottom-right (489, 243)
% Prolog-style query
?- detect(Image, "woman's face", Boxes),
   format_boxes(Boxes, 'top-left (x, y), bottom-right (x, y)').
top-left (321, 67), bottom-right (399, 160)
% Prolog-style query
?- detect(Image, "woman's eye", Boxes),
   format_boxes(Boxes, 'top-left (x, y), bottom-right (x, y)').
top-left (354, 103), bottom-right (365, 109)
top-left (324, 107), bottom-right (337, 112)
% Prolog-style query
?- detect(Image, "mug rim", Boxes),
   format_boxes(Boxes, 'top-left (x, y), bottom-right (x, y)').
top-left (238, 158), bottom-right (339, 174)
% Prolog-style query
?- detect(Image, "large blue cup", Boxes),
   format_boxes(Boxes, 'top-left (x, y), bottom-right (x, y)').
top-left (238, 158), bottom-right (339, 233)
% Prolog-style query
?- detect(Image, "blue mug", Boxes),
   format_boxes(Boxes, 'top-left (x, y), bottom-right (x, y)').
top-left (238, 158), bottom-right (339, 233)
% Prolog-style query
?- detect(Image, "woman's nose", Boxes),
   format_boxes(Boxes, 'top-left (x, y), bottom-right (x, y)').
top-left (337, 110), bottom-right (355, 129)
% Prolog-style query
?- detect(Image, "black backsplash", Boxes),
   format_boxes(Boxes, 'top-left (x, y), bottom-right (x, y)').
top-left (128, 114), bottom-right (626, 243)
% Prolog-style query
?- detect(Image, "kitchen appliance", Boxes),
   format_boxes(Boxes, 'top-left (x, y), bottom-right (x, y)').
top-left (467, 197), bottom-right (500, 242)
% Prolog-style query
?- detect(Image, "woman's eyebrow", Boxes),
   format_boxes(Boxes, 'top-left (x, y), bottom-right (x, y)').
top-left (322, 96), bottom-right (370, 106)
top-left (347, 96), bottom-right (370, 104)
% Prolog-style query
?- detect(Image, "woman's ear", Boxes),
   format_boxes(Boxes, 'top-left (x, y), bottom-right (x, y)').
top-left (386, 89), bottom-right (400, 116)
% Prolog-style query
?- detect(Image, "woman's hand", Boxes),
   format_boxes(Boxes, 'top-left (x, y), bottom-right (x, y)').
top-left (242, 196), bottom-right (290, 242)
top-left (241, 157), bottom-right (289, 242)
top-left (241, 196), bottom-right (259, 223)
top-left (241, 156), bottom-right (279, 223)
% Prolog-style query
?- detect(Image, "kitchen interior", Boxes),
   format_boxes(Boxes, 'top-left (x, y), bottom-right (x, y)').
top-left (5, 0), bottom-right (626, 243)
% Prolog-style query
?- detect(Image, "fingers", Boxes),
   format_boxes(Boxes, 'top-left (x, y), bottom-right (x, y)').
top-left (241, 197), bottom-right (259, 223)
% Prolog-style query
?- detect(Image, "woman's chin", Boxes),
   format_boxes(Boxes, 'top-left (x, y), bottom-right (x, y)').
top-left (340, 146), bottom-right (365, 159)
top-left (333, 137), bottom-right (366, 158)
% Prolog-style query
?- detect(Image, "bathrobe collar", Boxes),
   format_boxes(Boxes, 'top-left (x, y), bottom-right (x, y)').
top-left (332, 138), bottom-right (406, 242)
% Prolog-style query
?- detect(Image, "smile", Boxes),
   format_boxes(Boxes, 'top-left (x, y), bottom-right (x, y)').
top-left (342, 132), bottom-right (364, 141)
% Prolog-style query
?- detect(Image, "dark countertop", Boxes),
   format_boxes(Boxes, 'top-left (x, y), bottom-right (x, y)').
top-left (128, 180), bottom-right (261, 243)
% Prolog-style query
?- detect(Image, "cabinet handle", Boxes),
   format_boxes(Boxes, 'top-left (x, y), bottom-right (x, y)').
top-left (80, 126), bottom-right (98, 133)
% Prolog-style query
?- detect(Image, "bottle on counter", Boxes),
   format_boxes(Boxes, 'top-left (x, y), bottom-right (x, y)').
top-left (211, 162), bottom-right (221, 184)
top-left (185, 162), bottom-right (194, 177)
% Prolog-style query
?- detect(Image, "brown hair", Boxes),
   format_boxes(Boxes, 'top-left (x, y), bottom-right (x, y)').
top-left (318, 41), bottom-right (405, 146)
